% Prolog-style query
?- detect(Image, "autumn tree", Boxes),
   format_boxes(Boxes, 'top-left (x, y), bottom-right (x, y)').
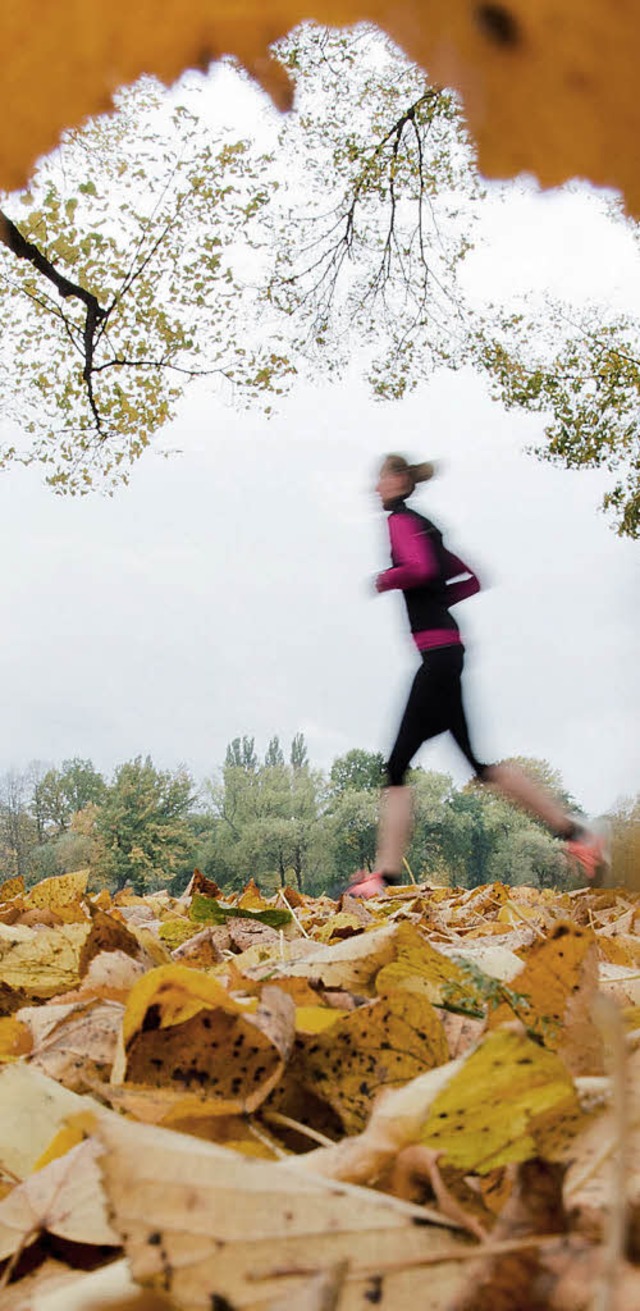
top-left (32, 757), bottom-right (106, 837)
top-left (95, 755), bottom-right (196, 893)
top-left (1, 26), bottom-right (638, 529)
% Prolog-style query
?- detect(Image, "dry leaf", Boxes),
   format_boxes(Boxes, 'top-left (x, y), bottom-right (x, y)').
top-left (0, 922), bottom-right (91, 998)
top-left (0, 1137), bottom-right (118, 1260)
top-left (8, 1256), bottom-right (169, 1311)
top-left (24, 872), bottom-right (89, 924)
top-left (96, 1112), bottom-right (467, 1311)
top-left (488, 922), bottom-right (604, 1075)
top-left (79, 909), bottom-right (146, 977)
top-left (0, 878), bottom-right (25, 905)
top-left (448, 1157), bottom-right (568, 1311)
top-left (420, 1026), bottom-right (579, 1173)
top-left (274, 923), bottom-right (397, 993)
top-left (291, 984), bottom-right (448, 1132)
top-left (0, 1064), bottom-right (101, 1179)
top-left (0, 1015), bottom-right (33, 1061)
top-left (114, 965), bottom-right (295, 1114)
top-left (19, 998), bottom-right (123, 1092)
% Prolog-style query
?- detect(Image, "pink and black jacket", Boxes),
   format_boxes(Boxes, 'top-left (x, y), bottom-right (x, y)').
top-left (376, 499), bottom-right (480, 652)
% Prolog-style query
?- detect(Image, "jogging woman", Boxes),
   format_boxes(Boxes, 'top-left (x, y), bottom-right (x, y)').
top-left (347, 454), bottom-right (610, 896)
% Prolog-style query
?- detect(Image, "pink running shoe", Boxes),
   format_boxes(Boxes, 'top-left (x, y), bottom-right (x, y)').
top-left (344, 870), bottom-right (388, 898)
top-left (565, 820), bottom-right (611, 886)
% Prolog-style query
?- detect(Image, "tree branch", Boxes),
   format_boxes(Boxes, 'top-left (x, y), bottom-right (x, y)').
top-left (0, 208), bottom-right (108, 429)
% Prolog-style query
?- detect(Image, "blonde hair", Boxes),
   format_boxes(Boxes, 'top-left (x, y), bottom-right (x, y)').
top-left (382, 454), bottom-right (435, 493)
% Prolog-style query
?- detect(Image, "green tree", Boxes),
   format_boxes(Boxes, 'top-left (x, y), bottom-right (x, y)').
top-left (290, 732), bottom-right (309, 771)
top-left (204, 736), bottom-right (326, 891)
top-left (264, 735), bottom-right (285, 768)
top-left (95, 755), bottom-right (196, 893)
top-left (326, 788), bottom-right (379, 884)
top-left (406, 769), bottom-right (455, 881)
top-left (329, 748), bottom-right (386, 797)
top-left (32, 757), bottom-right (106, 837)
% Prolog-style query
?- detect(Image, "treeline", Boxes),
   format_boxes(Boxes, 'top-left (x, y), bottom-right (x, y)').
top-left (0, 739), bottom-right (637, 895)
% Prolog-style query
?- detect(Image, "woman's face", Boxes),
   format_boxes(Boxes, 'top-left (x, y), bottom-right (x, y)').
top-left (376, 464), bottom-right (410, 510)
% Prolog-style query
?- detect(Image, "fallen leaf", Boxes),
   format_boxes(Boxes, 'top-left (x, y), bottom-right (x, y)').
top-left (114, 966), bottom-right (295, 1114)
top-left (447, 1157), bottom-right (568, 1311)
top-left (24, 872), bottom-right (89, 924)
top-left (79, 910), bottom-right (145, 977)
top-left (170, 926), bottom-right (228, 968)
top-left (0, 922), bottom-right (91, 998)
top-left (0, 877), bottom-right (25, 903)
top-left (20, 998), bottom-right (123, 1092)
top-left (0, 1137), bottom-right (118, 1260)
top-left (96, 1113), bottom-right (467, 1310)
top-left (189, 893), bottom-right (292, 929)
top-left (420, 1026), bottom-right (579, 1173)
top-left (292, 985), bottom-right (448, 1132)
top-left (0, 1064), bottom-right (101, 1179)
top-left (0, 1015), bottom-right (33, 1061)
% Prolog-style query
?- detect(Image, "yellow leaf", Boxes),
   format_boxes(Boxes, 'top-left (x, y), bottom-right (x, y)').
top-left (488, 920), bottom-right (604, 1075)
top-left (0, 922), bottom-right (90, 997)
top-left (158, 917), bottom-right (200, 950)
top-left (421, 1027), bottom-right (579, 1173)
top-left (293, 986), bottom-right (448, 1133)
top-left (0, 876), bottom-right (24, 903)
top-left (116, 970), bottom-right (295, 1115)
top-left (0, 1016), bottom-right (32, 1061)
top-left (315, 912), bottom-right (365, 943)
top-left (121, 964), bottom-right (256, 1046)
top-left (375, 922), bottom-right (470, 1006)
top-left (33, 1121), bottom-right (87, 1171)
top-left (237, 877), bottom-right (267, 910)
top-left (25, 870), bottom-right (89, 923)
top-left (294, 1005), bottom-right (344, 1034)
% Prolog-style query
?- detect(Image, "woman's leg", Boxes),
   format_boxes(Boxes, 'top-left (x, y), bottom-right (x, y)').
top-left (446, 649), bottom-right (575, 831)
top-left (376, 652), bottom-right (452, 878)
top-left (446, 652), bottom-right (609, 881)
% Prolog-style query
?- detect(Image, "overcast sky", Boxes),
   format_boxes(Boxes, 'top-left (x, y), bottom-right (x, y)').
top-left (0, 61), bottom-right (638, 816)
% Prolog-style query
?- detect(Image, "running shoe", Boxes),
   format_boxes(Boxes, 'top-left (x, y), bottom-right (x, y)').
top-left (565, 818), bottom-right (612, 886)
top-left (344, 870), bottom-right (388, 898)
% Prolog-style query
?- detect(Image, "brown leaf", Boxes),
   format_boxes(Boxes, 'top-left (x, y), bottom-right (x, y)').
top-left (96, 1112), bottom-right (467, 1310)
top-left (115, 965), bottom-right (296, 1115)
top-left (447, 1158), bottom-right (568, 1311)
top-left (488, 922), bottom-right (605, 1075)
top-left (79, 909), bottom-right (145, 977)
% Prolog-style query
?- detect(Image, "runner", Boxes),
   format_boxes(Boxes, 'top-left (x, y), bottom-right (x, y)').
top-left (347, 454), bottom-right (610, 896)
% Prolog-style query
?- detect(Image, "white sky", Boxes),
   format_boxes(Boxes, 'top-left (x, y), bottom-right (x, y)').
top-left (0, 59), bottom-right (638, 815)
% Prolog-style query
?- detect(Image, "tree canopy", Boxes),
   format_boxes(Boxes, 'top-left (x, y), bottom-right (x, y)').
top-left (1, 25), bottom-right (639, 531)
top-left (2, 739), bottom-right (633, 896)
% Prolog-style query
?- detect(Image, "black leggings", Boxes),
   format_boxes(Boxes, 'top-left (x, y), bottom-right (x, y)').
top-left (386, 644), bottom-right (488, 786)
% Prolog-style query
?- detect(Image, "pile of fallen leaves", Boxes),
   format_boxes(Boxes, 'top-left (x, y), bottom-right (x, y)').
top-left (1, 868), bottom-right (639, 1310)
